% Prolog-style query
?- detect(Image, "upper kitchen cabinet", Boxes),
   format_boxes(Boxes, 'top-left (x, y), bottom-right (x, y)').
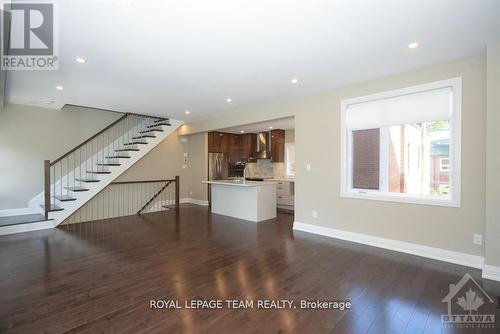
top-left (208, 132), bottom-right (229, 153)
top-left (270, 129), bottom-right (285, 162)
top-left (228, 134), bottom-right (241, 162)
top-left (240, 133), bottom-right (256, 162)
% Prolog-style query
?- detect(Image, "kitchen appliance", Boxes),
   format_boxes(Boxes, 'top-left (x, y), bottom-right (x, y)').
top-left (208, 153), bottom-right (229, 181)
top-left (208, 153), bottom-right (228, 207)
top-left (250, 131), bottom-right (272, 160)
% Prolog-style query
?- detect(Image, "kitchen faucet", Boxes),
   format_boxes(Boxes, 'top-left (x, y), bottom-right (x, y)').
top-left (243, 165), bottom-right (248, 183)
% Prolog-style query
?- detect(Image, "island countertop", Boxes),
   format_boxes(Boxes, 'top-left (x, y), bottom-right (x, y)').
top-left (202, 180), bottom-right (277, 187)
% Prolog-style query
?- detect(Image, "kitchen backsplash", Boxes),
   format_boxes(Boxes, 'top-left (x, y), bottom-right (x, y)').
top-left (246, 160), bottom-right (285, 179)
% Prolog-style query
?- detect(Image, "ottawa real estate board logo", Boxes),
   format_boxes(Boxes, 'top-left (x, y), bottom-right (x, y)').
top-left (441, 273), bottom-right (495, 329)
top-left (1, 1), bottom-right (58, 70)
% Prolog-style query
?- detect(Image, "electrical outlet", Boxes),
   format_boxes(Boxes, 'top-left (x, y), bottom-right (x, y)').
top-left (306, 163), bottom-right (311, 171)
top-left (312, 210), bottom-right (318, 218)
top-left (189, 190), bottom-right (193, 196)
top-left (473, 234), bottom-right (483, 245)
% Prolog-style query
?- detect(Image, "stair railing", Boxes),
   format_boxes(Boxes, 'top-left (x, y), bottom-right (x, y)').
top-left (61, 176), bottom-right (180, 224)
top-left (43, 113), bottom-right (170, 219)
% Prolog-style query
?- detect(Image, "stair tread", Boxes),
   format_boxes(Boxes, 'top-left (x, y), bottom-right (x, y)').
top-left (53, 195), bottom-right (77, 202)
top-left (161, 205), bottom-right (173, 210)
top-left (105, 155), bottom-right (131, 158)
top-left (139, 129), bottom-right (164, 134)
top-left (115, 148), bottom-right (140, 152)
top-left (147, 122), bottom-right (170, 128)
top-left (132, 135), bottom-right (156, 139)
top-left (65, 186), bottom-right (89, 192)
top-left (87, 171), bottom-right (112, 174)
top-left (96, 163), bottom-right (121, 166)
top-left (124, 142), bottom-right (147, 145)
top-left (40, 204), bottom-right (64, 212)
top-left (75, 178), bottom-right (100, 183)
top-left (154, 118), bottom-right (170, 123)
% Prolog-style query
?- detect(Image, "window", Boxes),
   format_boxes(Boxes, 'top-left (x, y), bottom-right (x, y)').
top-left (340, 78), bottom-right (461, 207)
top-left (285, 143), bottom-right (295, 177)
top-left (440, 158), bottom-right (450, 172)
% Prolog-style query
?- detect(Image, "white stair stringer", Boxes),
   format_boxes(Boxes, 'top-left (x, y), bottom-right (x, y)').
top-left (32, 119), bottom-right (183, 226)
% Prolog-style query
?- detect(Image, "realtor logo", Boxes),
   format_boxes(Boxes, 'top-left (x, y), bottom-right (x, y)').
top-left (441, 273), bottom-right (495, 329)
top-left (1, 1), bottom-right (58, 70)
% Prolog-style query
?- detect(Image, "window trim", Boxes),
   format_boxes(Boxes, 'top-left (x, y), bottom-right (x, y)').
top-left (340, 77), bottom-right (462, 208)
top-left (285, 143), bottom-right (295, 177)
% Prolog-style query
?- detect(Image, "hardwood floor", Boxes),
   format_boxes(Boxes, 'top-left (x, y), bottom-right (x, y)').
top-left (1, 204), bottom-right (499, 333)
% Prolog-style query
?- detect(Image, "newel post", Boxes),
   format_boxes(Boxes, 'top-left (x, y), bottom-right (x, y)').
top-left (175, 175), bottom-right (180, 210)
top-left (44, 160), bottom-right (50, 219)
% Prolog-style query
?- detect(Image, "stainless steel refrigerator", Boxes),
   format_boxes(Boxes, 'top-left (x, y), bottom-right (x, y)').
top-left (208, 153), bottom-right (228, 206)
top-left (208, 153), bottom-right (228, 181)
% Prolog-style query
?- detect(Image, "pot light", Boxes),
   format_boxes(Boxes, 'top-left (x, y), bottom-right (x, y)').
top-left (226, 98), bottom-right (232, 103)
top-left (55, 85), bottom-right (64, 91)
top-left (75, 57), bottom-right (86, 64)
top-left (240, 130), bottom-right (245, 133)
top-left (269, 126), bottom-right (273, 129)
top-left (185, 110), bottom-right (190, 114)
top-left (408, 42), bottom-right (419, 49)
top-left (291, 78), bottom-right (298, 84)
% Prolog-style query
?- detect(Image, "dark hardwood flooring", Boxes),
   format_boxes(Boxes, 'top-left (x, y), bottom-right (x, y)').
top-left (1, 204), bottom-right (499, 333)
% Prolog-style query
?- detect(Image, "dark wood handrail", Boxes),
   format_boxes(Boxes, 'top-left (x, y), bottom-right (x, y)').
top-left (50, 113), bottom-right (128, 166)
top-left (111, 179), bottom-right (175, 185)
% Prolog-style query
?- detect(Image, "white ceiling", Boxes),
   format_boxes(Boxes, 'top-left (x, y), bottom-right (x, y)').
top-left (219, 116), bottom-right (294, 134)
top-left (5, 0), bottom-right (500, 121)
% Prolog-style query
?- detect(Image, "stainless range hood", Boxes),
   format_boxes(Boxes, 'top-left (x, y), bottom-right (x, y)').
top-left (253, 131), bottom-right (271, 159)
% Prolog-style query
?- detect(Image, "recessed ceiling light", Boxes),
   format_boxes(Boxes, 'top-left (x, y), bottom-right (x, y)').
top-left (226, 98), bottom-right (232, 103)
top-left (44, 100), bottom-right (55, 105)
top-left (240, 130), bottom-right (245, 133)
top-left (75, 57), bottom-right (86, 64)
top-left (269, 126), bottom-right (273, 129)
top-left (185, 110), bottom-right (190, 114)
top-left (408, 42), bottom-right (419, 49)
top-left (291, 78), bottom-right (298, 84)
top-left (55, 85), bottom-right (64, 91)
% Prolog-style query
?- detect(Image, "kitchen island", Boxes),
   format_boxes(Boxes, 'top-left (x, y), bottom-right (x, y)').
top-left (202, 180), bottom-right (277, 222)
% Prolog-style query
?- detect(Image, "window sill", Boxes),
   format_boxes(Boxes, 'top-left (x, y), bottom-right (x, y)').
top-left (340, 190), bottom-right (460, 208)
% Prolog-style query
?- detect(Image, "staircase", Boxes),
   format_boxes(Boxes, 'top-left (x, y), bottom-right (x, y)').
top-left (1, 113), bottom-right (182, 235)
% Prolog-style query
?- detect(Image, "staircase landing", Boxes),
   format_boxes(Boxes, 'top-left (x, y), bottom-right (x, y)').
top-left (0, 214), bottom-right (53, 235)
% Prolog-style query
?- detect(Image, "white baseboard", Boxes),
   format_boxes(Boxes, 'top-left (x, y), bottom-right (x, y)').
top-left (182, 198), bottom-right (209, 206)
top-left (0, 220), bottom-right (55, 236)
top-left (482, 265), bottom-right (500, 282)
top-left (0, 207), bottom-right (34, 217)
top-left (293, 221), bottom-right (485, 270)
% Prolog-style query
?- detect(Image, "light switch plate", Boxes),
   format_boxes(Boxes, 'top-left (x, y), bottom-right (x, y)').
top-left (473, 234), bottom-right (483, 245)
top-left (306, 163), bottom-right (311, 171)
top-left (312, 210), bottom-right (318, 218)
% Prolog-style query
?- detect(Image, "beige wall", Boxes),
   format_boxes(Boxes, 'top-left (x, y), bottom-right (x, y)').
top-left (485, 41), bottom-right (500, 266)
top-left (182, 55), bottom-right (487, 257)
top-left (186, 132), bottom-right (208, 201)
top-left (285, 129), bottom-right (295, 143)
top-left (0, 104), bottom-right (122, 210)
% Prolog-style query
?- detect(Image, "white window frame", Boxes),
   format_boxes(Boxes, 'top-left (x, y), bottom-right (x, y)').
top-left (285, 143), bottom-right (295, 177)
top-left (340, 77), bottom-right (462, 208)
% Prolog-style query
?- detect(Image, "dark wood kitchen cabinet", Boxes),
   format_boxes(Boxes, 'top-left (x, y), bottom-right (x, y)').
top-left (270, 129), bottom-right (285, 162)
top-left (239, 133), bottom-right (256, 162)
top-left (228, 134), bottom-right (241, 162)
top-left (208, 132), bottom-right (228, 153)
